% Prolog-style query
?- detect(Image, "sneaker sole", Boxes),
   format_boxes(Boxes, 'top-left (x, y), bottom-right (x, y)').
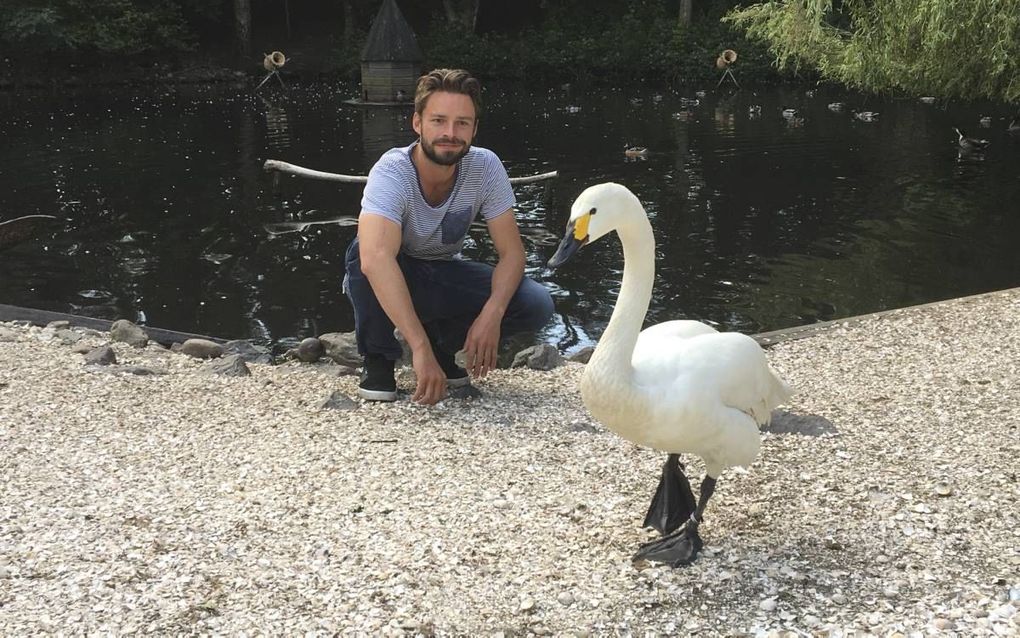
top-left (358, 387), bottom-right (398, 401)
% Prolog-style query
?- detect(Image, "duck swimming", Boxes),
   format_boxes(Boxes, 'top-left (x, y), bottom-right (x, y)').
top-left (547, 183), bottom-right (792, 566)
top-left (623, 146), bottom-right (649, 159)
top-left (954, 127), bottom-right (990, 151)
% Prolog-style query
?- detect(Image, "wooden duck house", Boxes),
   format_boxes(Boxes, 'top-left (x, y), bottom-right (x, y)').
top-left (360, 0), bottom-right (422, 104)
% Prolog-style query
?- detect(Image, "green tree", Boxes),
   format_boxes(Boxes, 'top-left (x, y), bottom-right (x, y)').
top-left (726, 0), bottom-right (1020, 102)
top-left (0, 0), bottom-right (198, 55)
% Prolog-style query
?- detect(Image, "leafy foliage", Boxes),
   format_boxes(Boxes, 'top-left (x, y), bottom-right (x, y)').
top-left (726, 0), bottom-right (1020, 102)
top-left (0, 0), bottom-right (201, 55)
top-left (421, 0), bottom-right (782, 85)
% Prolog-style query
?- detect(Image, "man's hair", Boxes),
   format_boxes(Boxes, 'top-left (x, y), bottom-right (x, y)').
top-left (414, 68), bottom-right (482, 118)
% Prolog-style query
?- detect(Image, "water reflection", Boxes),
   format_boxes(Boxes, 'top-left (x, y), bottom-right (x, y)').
top-left (361, 106), bottom-right (415, 166)
top-left (260, 96), bottom-right (292, 152)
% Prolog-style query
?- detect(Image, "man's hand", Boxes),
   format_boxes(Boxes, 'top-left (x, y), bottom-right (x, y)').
top-left (463, 308), bottom-right (502, 379)
top-left (412, 349), bottom-right (447, 405)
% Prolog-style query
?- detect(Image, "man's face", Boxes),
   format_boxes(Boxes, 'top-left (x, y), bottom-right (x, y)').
top-left (413, 91), bottom-right (477, 166)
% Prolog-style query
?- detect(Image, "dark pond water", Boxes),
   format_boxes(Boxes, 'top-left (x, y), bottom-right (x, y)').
top-left (1, 81), bottom-right (1018, 353)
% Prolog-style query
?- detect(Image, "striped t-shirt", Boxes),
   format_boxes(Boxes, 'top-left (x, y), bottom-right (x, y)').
top-left (360, 142), bottom-right (516, 260)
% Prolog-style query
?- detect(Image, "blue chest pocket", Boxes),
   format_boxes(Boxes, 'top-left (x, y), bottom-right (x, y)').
top-left (440, 207), bottom-right (473, 244)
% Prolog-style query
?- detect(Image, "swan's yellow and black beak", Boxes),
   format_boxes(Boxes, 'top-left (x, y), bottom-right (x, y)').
top-left (547, 214), bottom-right (590, 269)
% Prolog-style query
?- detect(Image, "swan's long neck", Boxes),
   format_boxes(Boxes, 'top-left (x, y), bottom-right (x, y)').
top-left (588, 212), bottom-right (655, 379)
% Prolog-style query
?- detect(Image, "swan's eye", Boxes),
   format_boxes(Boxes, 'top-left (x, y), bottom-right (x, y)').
top-left (589, 207), bottom-right (597, 215)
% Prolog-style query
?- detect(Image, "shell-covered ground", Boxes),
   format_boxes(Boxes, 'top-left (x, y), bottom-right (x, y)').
top-left (1, 289), bottom-right (1018, 636)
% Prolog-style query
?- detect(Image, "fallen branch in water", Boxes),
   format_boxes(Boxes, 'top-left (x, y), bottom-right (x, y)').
top-left (0, 215), bottom-right (60, 251)
top-left (262, 159), bottom-right (558, 185)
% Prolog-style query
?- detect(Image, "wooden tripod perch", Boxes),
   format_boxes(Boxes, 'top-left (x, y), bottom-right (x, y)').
top-left (256, 51), bottom-right (287, 91)
top-left (715, 49), bottom-right (740, 89)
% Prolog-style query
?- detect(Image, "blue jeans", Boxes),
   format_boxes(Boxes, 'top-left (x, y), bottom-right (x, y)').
top-left (343, 238), bottom-right (555, 360)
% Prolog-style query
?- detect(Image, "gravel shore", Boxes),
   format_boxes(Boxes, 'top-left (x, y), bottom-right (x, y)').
top-left (2, 289), bottom-right (1019, 636)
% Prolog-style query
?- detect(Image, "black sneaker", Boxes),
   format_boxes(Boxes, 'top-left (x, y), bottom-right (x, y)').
top-left (359, 354), bottom-right (397, 401)
top-left (433, 347), bottom-right (471, 388)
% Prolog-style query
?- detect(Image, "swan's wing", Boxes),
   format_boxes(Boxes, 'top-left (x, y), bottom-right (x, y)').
top-left (639, 320), bottom-right (718, 341)
top-left (633, 320), bottom-right (717, 362)
top-left (634, 331), bottom-right (792, 425)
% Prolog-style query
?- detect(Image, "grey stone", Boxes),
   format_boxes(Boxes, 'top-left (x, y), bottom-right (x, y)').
top-left (117, 365), bottom-right (167, 376)
top-left (55, 329), bottom-right (82, 345)
top-left (110, 319), bottom-right (149, 348)
top-left (569, 422), bottom-right (600, 434)
top-left (567, 346), bottom-right (595, 364)
top-left (447, 384), bottom-right (483, 400)
top-left (319, 332), bottom-right (363, 367)
top-left (0, 327), bottom-right (19, 342)
top-left (203, 354), bottom-right (250, 376)
top-left (320, 390), bottom-right (358, 410)
top-left (286, 337), bottom-right (324, 363)
top-left (45, 320), bottom-right (71, 331)
top-left (83, 346), bottom-right (117, 366)
top-left (180, 338), bottom-right (224, 359)
top-left (71, 342), bottom-right (92, 354)
top-left (223, 340), bottom-right (274, 364)
top-left (393, 329), bottom-right (412, 366)
top-left (511, 343), bottom-right (565, 371)
top-left (335, 365), bottom-right (359, 377)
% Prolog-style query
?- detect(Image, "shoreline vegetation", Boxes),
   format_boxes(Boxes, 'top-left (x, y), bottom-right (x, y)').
top-left (3, 1), bottom-right (1015, 104)
top-left (0, 1), bottom-right (803, 92)
top-left (0, 24), bottom-right (789, 93)
top-left (2, 1), bottom-right (1017, 102)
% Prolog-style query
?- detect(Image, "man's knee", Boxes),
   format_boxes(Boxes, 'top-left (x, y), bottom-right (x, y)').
top-left (513, 279), bottom-right (555, 331)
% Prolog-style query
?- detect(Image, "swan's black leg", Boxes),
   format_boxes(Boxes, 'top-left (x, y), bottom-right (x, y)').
top-left (641, 454), bottom-right (696, 535)
top-left (634, 475), bottom-right (718, 567)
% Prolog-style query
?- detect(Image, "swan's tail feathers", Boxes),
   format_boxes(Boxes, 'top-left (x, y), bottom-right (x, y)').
top-left (769, 366), bottom-right (794, 404)
top-left (762, 365), bottom-right (791, 424)
top-left (756, 366), bottom-right (793, 427)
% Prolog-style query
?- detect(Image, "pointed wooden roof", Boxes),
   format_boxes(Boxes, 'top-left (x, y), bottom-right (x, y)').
top-left (361, 0), bottom-right (423, 63)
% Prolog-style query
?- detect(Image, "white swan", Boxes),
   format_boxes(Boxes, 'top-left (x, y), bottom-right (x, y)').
top-left (547, 182), bottom-right (792, 566)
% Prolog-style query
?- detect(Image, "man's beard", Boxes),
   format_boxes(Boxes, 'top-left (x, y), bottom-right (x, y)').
top-left (420, 136), bottom-right (470, 166)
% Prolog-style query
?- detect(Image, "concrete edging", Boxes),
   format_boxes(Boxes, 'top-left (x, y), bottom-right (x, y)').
top-left (0, 303), bottom-right (227, 346)
top-left (4, 286), bottom-right (1017, 350)
top-left (753, 286), bottom-right (1019, 347)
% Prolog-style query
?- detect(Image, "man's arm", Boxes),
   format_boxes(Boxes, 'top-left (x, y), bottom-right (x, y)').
top-left (357, 214), bottom-right (447, 404)
top-left (463, 208), bottom-right (526, 378)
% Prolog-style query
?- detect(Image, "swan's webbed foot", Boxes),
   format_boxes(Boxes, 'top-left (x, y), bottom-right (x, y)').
top-left (633, 517), bottom-right (704, 567)
top-left (642, 454), bottom-right (696, 535)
